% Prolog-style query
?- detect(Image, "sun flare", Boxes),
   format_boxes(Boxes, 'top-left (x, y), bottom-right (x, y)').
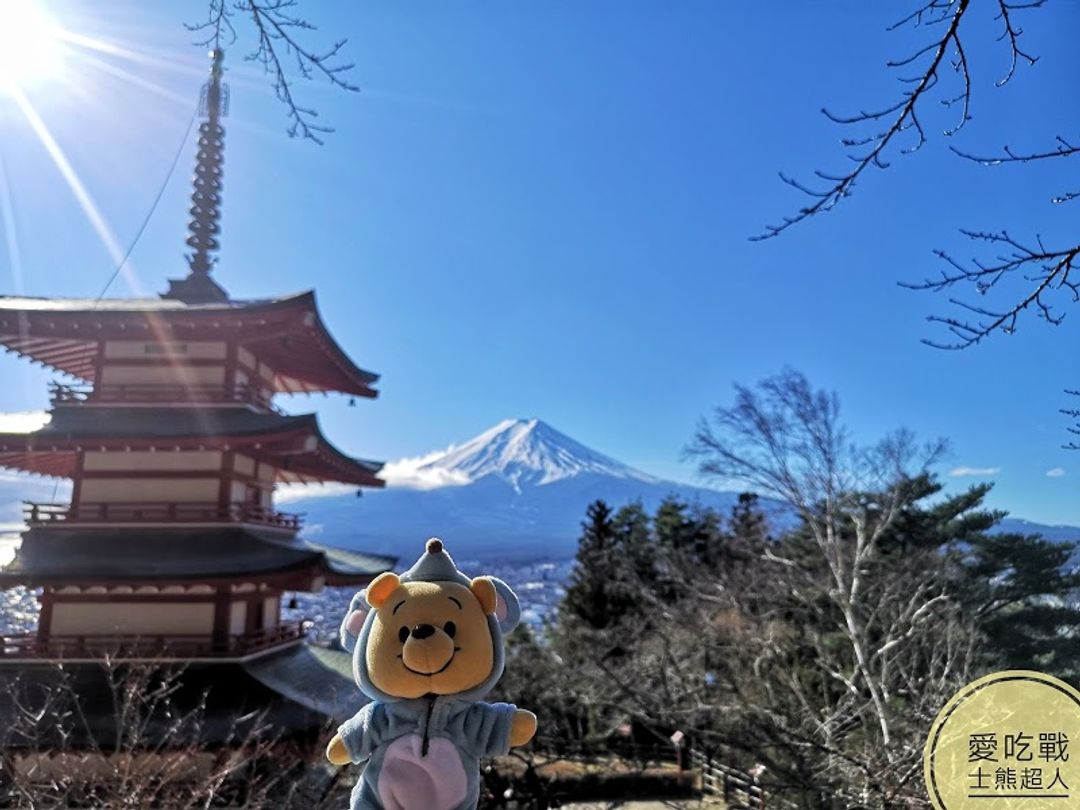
top-left (0, 1), bottom-right (66, 91)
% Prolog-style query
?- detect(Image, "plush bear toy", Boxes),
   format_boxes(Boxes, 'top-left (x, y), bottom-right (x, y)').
top-left (327, 538), bottom-right (538, 810)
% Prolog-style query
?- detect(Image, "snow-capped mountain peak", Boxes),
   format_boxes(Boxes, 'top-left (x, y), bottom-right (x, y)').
top-left (407, 418), bottom-right (659, 491)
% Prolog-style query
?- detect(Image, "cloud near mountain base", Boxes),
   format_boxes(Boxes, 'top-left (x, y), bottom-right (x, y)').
top-left (277, 448), bottom-right (471, 502)
top-left (378, 450), bottom-right (471, 489)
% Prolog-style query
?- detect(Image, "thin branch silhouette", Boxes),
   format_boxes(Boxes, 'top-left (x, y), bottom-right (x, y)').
top-left (754, 0), bottom-right (982, 241)
top-left (187, 0), bottom-right (359, 144)
top-left (900, 231), bottom-right (1080, 348)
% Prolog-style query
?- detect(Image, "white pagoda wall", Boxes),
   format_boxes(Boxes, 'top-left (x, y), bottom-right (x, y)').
top-left (232, 454), bottom-right (275, 508)
top-left (80, 450), bottom-right (226, 506)
top-left (103, 341), bottom-right (228, 360)
top-left (84, 450), bottom-right (223, 471)
top-left (233, 454), bottom-right (256, 477)
top-left (262, 596), bottom-right (279, 629)
top-left (99, 341), bottom-right (227, 387)
top-left (80, 478), bottom-right (219, 503)
top-left (100, 365), bottom-right (225, 386)
top-left (50, 602), bottom-right (214, 636)
top-left (91, 339), bottom-right (279, 407)
top-left (229, 601), bottom-right (246, 635)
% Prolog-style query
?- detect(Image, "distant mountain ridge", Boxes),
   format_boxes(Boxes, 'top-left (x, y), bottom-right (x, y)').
top-left (291, 418), bottom-right (1080, 562)
top-left (0, 416), bottom-right (1075, 565)
top-left (994, 517), bottom-right (1080, 544)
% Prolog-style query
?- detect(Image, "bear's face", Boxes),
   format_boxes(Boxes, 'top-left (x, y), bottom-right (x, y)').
top-left (365, 577), bottom-right (496, 699)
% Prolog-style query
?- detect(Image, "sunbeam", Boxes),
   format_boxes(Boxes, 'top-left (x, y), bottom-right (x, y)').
top-left (10, 87), bottom-right (144, 296)
top-left (57, 29), bottom-right (207, 78)
top-left (0, 153), bottom-right (24, 294)
top-left (60, 28), bottom-right (289, 98)
top-left (77, 49), bottom-right (191, 107)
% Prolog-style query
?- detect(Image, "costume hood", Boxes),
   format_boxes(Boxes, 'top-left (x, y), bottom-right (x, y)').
top-left (339, 538), bottom-right (522, 704)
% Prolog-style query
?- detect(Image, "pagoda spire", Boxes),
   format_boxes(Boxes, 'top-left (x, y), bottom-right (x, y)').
top-left (163, 48), bottom-right (230, 304)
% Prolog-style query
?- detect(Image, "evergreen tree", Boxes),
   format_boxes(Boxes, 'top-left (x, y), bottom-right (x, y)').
top-left (653, 497), bottom-right (698, 554)
top-left (654, 496), bottom-right (732, 571)
top-left (877, 478), bottom-right (1080, 677)
top-left (729, 492), bottom-right (769, 550)
top-left (560, 500), bottom-right (625, 630)
top-left (611, 501), bottom-right (655, 586)
top-left (963, 530), bottom-right (1080, 677)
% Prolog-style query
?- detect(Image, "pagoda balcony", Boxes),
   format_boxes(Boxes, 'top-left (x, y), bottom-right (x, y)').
top-left (49, 381), bottom-right (281, 412)
top-left (0, 621), bottom-right (309, 661)
top-left (24, 501), bottom-right (303, 531)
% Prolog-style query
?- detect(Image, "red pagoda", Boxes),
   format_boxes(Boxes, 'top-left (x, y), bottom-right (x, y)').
top-left (0, 50), bottom-right (392, 745)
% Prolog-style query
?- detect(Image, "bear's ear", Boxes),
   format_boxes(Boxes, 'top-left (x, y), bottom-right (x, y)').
top-left (339, 591), bottom-right (370, 653)
top-left (470, 577), bottom-right (498, 615)
top-left (491, 577), bottom-right (521, 634)
top-left (365, 572), bottom-right (401, 609)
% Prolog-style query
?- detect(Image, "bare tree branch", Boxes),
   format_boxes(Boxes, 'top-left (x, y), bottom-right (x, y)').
top-left (951, 134), bottom-right (1080, 166)
top-left (901, 230), bottom-right (1080, 348)
top-left (0, 660), bottom-right (343, 808)
top-left (757, 1), bottom-right (1047, 239)
top-left (187, 0), bottom-right (360, 144)
top-left (754, 0), bottom-right (989, 240)
top-left (758, 2), bottom-right (1079, 398)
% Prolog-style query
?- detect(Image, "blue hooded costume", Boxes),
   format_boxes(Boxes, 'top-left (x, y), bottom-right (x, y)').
top-left (336, 541), bottom-right (524, 810)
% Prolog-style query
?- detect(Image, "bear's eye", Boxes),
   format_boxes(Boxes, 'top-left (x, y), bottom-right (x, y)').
top-left (443, 621), bottom-right (457, 639)
top-left (398, 626), bottom-right (409, 644)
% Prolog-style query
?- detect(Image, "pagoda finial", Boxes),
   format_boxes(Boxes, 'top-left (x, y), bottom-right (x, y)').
top-left (163, 48), bottom-right (230, 304)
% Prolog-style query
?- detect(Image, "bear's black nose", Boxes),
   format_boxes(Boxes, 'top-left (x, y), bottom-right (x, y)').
top-left (412, 624), bottom-right (435, 639)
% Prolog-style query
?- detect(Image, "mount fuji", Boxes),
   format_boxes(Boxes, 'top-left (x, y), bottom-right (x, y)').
top-left (412, 418), bottom-right (662, 492)
top-left (289, 418), bottom-right (753, 561)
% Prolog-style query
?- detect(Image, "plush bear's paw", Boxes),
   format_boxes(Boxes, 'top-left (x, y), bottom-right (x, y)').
top-left (510, 709), bottom-right (538, 747)
top-left (326, 733), bottom-right (350, 765)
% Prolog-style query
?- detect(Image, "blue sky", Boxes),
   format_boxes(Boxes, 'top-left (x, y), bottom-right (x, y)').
top-left (0, 1), bottom-right (1078, 523)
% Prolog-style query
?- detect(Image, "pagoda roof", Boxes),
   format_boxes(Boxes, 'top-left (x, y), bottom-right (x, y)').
top-left (0, 527), bottom-right (396, 587)
top-left (243, 643), bottom-right (363, 723)
top-left (35, 405), bottom-right (314, 437)
top-left (0, 295), bottom-right (271, 312)
top-left (0, 290), bottom-right (379, 397)
top-left (0, 407), bottom-right (384, 486)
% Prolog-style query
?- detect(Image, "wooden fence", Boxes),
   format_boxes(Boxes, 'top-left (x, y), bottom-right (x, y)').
top-left (690, 749), bottom-right (766, 809)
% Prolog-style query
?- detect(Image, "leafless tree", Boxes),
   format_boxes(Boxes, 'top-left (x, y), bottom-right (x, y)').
top-left (675, 369), bottom-right (970, 807)
top-left (758, 4), bottom-right (1078, 366)
top-left (0, 658), bottom-right (345, 808)
top-left (187, 0), bottom-right (359, 144)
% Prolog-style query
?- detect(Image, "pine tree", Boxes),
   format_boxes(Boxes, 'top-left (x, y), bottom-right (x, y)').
top-left (560, 500), bottom-right (621, 630)
top-left (729, 492), bottom-right (769, 550)
top-left (963, 529), bottom-right (1080, 677)
top-left (654, 497), bottom-right (698, 554)
top-left (611, 500), bottom-right (657, 588)
top-left (879, 478), bottom-right (1080, 678)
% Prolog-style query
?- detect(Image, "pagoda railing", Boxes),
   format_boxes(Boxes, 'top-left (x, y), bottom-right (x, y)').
top-left (24, 501), bottom-right (302, 531)
top-left (49, 381), bottom-right (280, 412)
top-left (0, 621), bottom-right (309, 660)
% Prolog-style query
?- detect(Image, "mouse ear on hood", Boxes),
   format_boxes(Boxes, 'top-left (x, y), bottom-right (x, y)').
top-left (339, 590), bottom-right (370, 653)
top-left (490, 577), bottom-right (521, 635)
